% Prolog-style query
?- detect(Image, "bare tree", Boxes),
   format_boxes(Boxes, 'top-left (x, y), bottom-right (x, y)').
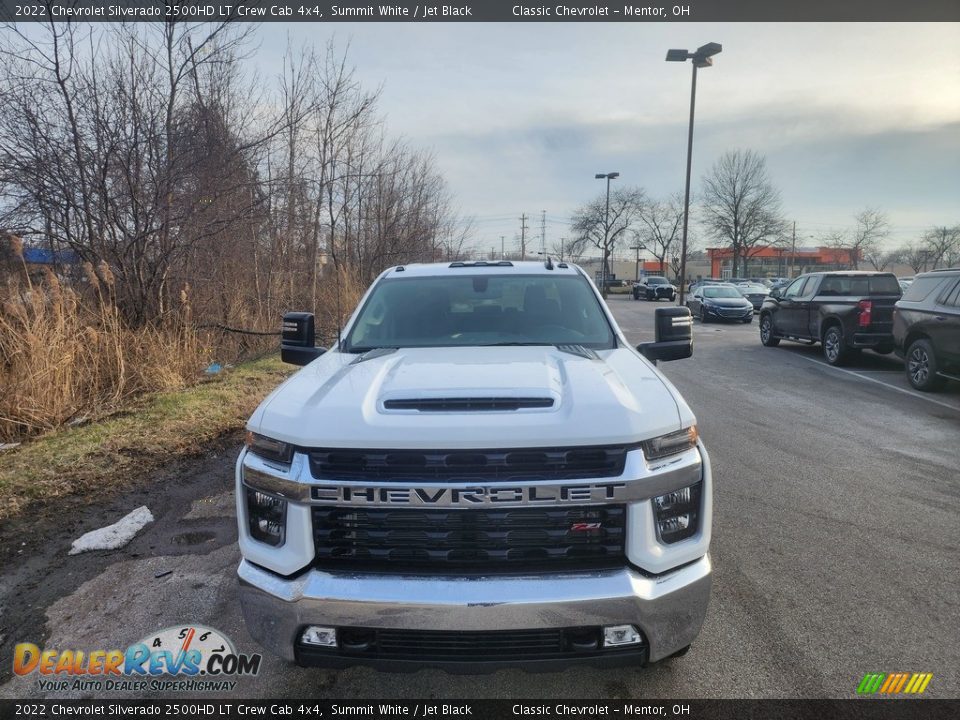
top-left (700, 150), bottom-right (785, 278)
top-left (922, 225), bottom-right (960, 269)
top-left (569, 186), bottom-right (645, 296)
top-left (634, 193), bottom-right (684, 275)
top-left (669, 233), bottom-right (700, 282)
top-left (863, 247), bottom-right (901, 272)
top-left (849, 208), bottom-right (890, 270)
top-left (896, 243), bottom-right (927, 274)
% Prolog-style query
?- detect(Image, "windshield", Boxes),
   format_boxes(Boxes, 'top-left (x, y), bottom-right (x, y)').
top-left (344, 274), bottom-right (616, 351)
top-left (703, 286), bottom-right (744, 299)
top-left (646, 277), bottom-right (668, 285)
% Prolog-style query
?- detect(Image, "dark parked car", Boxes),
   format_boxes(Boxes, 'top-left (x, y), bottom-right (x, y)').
top-left (633, 276), bottom-right (676, 301)
top-left (687, 284), bottom-right (754, 323)
top-left (892, 268), bottom-right (960, 391)
top-left (737, 283), bottom-right (770, 311)
top-left (759, 271), bottom-right (902, 365)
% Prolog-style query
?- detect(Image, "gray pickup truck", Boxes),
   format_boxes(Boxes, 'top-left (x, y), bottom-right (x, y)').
top-left (758, 271), bottom-right (902, 366)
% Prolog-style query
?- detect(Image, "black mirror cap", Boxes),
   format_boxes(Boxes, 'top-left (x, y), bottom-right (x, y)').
top-left (281, 312), bottom-right (326, 365)
top-left (769, 287), bottom-right (782, 299)
top-left (638, 339), bottom-right (692, 362)
top-left (637, 307), bottom-right (693, 362)
top-left (281, 344), bottom-right (326, 366)
top-left (654, 306), bottom-right (693, 344)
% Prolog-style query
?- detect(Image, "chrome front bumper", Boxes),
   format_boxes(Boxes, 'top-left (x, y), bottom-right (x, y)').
top-left (238, 554), bottom-right (712, 667)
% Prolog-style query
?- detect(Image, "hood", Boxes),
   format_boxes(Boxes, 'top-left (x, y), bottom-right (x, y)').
top-left (249, 346), bottom-right (686, 449)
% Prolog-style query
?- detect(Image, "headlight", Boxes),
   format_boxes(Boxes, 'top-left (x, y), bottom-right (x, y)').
top-left (641, 426), bottom-right (698, 462)
top-left (245, 431), bottom-right (293, 464)
top-left (653, 482), bottom-right (702, 544)
top-left (245, 488), bottom-right (286, 546)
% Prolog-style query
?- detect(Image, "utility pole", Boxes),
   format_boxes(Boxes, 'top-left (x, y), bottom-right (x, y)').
top-left (630, 244), bottom-right (642, 281)
top-left (520, 214), bottom-right (529, 260)
top-left (541, 210), bottom-right (547, 257)
top-left (790, 221), bottom-right (796, 277)
top-left (500, 235), bottom-right (505, 260)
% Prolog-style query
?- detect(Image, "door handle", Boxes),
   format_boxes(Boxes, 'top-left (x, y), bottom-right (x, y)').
top-left (935, 316), bottom-right (946, 321)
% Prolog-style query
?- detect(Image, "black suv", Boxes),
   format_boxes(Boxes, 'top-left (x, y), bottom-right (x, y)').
top-left (892, 268), bottom-right (960, 391)
top-left (759, 271), bottom-right (901, 365)
top-left (633, 276), bottom-right (676, 301)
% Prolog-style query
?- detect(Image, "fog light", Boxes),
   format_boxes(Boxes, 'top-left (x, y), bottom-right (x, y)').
top-left (301, 626), bottom-right (337, 647)
top-left (603, 625), bottom-right (642, 647)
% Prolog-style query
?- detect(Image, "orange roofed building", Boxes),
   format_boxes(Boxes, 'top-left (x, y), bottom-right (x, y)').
top-left (706, 245), bottom-right (860, 279)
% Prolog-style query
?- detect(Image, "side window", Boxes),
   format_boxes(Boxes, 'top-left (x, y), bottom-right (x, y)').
top-left (783, 277), bottom-right (807, 299)
top-left (939, 279), bottom-right (960, 308)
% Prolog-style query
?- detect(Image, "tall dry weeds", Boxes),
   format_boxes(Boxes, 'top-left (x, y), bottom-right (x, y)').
top-left (0, 247), bottom-right (210, 441)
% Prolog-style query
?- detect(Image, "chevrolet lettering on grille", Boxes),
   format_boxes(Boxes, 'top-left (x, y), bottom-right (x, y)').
top-left (310, 482), bottom-right (628, 506)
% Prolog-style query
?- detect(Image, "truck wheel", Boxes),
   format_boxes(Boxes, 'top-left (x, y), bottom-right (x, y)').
top-left (760, 315), bottom-right (779, 346)
top-left (906, 338), bottom-right (946, 391)
top-left (823, 325), bottom-right (848, 366)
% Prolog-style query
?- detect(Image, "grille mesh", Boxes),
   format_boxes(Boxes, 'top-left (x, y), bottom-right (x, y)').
top-left (312, 505), bottom-right (626, 571)
top-left (307, 446), bottom-right (627, 482)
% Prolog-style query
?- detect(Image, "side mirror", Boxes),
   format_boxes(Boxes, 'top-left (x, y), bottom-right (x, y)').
top-left (637, 307), bottom-right (693, 363)
top-left (769, 287), bottom-right (782, 299)
top-left (281, 312), bottom-right (327, 366)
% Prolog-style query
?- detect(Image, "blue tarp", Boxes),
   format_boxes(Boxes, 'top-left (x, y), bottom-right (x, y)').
top-left (21, 247), bottom-right (80, 265)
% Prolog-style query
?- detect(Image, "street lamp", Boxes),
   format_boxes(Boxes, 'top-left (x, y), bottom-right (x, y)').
top-left (595, 172), bottom-right (619, 292)
top-left (666, 41), bottom-right (722, 305)
top-left (629, 244), bottom-right (643, 281)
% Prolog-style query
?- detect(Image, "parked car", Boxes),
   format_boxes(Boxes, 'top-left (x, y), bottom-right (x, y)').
top-left (687, 284), bottom-right (754, 323)
top-left (688, 278), bottom-right (723, 294)
top-left (892, 268), bottom-right (960, 391)
top-left (897, 277), bottom-right (914, 292)
top-left (736, 283), bottom-right (770, 311)
top-left (633, 276), bottom-right (677, 301)
top-left (759, 271), bottom-right (902, 365)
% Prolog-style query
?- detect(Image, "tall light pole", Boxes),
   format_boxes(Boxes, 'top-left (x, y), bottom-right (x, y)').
top-left (666, 41), bottom-right (721, 306)
top-left (629, 244), bottom-right (643, 281)
top-left (595, 171), bottom-right (619, 293)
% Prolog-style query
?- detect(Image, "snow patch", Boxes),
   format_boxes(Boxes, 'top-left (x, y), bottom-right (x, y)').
top-left (68, 506), bottom-right (154, 555)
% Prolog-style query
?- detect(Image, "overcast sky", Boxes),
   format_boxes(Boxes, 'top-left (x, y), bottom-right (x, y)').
top-left (259, 22), bottom-right (960, 259)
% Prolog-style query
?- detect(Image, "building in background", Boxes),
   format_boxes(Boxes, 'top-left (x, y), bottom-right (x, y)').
top-left (706, 246), bottom-right (859, 279)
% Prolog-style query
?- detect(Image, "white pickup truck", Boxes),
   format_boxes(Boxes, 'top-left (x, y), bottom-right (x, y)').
top-left (236, 260), bottom-right (711, 671)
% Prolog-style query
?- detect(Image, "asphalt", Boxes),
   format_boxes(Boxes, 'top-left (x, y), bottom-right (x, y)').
top-left (1, 295), bottom-right (958, 700)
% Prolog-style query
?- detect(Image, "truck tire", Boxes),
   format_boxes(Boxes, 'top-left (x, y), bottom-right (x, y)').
top-left (760, 314), bottom-right (779, 346)
top-left (822, 325), bottom-right (849, 366)
top-left (906, 338), bottom-right (946, 391)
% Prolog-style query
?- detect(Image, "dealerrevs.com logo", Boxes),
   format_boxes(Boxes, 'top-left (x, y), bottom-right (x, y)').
top-left (13, 625), bottom-right (261, 693)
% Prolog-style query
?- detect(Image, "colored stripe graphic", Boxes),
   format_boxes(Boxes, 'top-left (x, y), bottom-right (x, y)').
top-left (857, 672), bottom-right (932, 695)
top-left (857, 673), bottom-right (886, 694)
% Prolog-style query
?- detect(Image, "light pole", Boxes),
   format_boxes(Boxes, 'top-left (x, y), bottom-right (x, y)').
top-left (629, 244), bottom-right (643, 281)
top-left (595, 171), bottom-right (619, 293)
top-left (666, 41), bottom-right (722, 306)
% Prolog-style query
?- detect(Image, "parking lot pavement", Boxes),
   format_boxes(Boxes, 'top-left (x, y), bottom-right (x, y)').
top-left (2, 296), bottom-right (957, 700)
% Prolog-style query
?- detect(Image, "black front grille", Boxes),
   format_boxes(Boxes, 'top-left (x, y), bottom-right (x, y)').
top-left (383, 397), bottom-right (554, 412)
top-left (307, 446), bottom-right (627, 482)
top-left (376, 628), bottom-right (568, 659)
top-left (312, 505), bottom-right (626, 572)
top-left (294, 626), bottom-right (648, 666)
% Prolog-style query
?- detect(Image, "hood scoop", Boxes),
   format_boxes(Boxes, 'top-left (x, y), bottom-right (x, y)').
top-left (382, 397), bottom-right (555, 412)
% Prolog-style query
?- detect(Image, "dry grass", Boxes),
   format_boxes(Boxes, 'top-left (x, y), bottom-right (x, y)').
top-left (0, 355), bottom-right (293, 520)
top-left (0, 252), bottom-right (210, 441)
